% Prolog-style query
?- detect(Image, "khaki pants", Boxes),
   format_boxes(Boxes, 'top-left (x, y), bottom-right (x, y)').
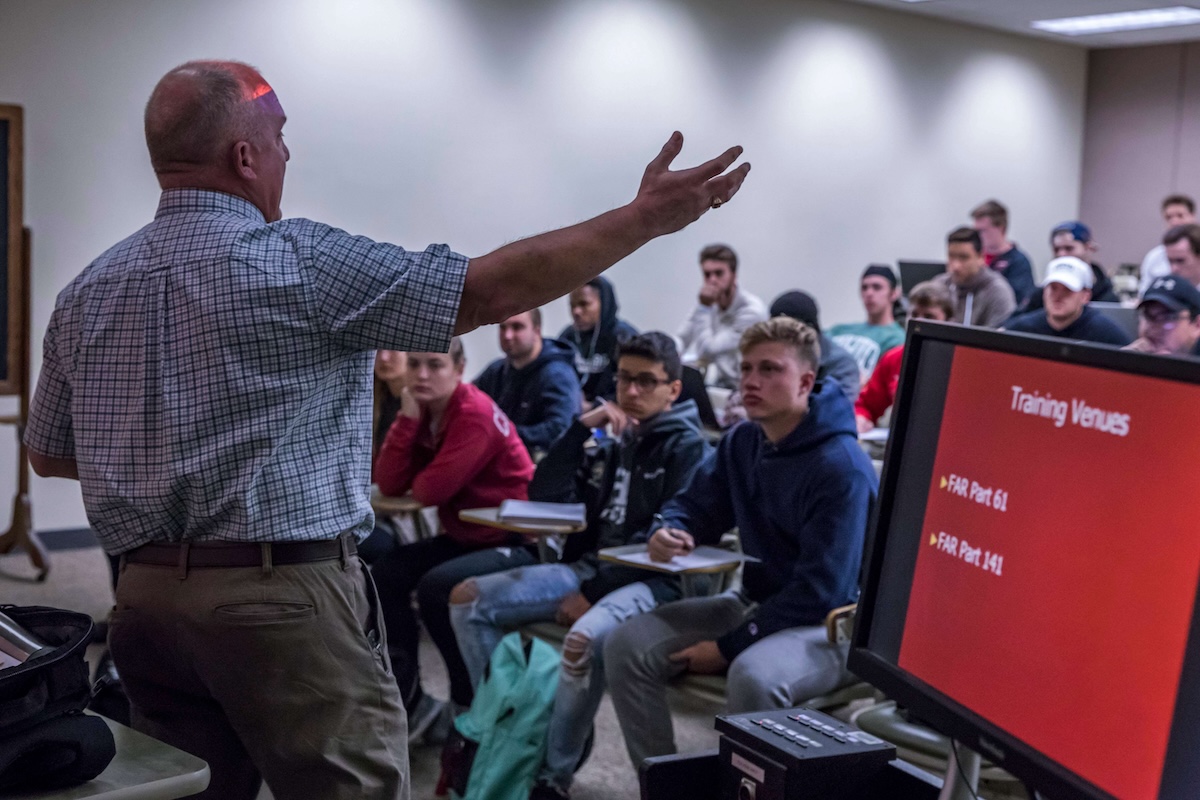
top-left (109, 546), bottom-right (408, 800)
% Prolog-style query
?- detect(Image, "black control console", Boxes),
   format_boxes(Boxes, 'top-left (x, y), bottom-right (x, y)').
top-left (714, 707), bottom-right (897, 800)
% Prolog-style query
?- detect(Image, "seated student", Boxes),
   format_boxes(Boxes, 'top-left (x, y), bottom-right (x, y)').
top-left (605, 317), bottom-right (878, 771)
top-left (972, 199), bottom-right (1037, 310)
top-left (359, 349), bottom-right (410, 563)
top-left (1003, 257), bottom-right (1131, 346)
top-left (1124, 276), bottom-right (1200, 358)
top-left (1163, 223), bottom-right (1200, 288)
top-left (855, 280), bottom-right (953, 434)
top-left (372, 339), bottom-right (536, 741)
top-left (1024, 221), bottom-right (1118, 313)
top-left (933, 227), bottom-right (1016, 327)
top-left (828, 265), bottom-right (905, 381)
top-left (475, 309), bottom-right (581, 459)
top-left (560, 276), bottom-right (638, 405)
top-left (677, 244), bottom-right (768, 390)
top-left (448, 332), bottom-right (710, 800)
top-left (1139, 195), bottom-right (1195, 296)
top-left (373, 349), bottom-right (408, 457)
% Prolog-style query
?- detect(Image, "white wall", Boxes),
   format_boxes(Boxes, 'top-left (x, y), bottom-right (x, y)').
top-left (0, 0), bottom-right (1087, 532)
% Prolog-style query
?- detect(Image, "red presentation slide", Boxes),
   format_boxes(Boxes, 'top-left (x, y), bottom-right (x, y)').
top-left (898, 347), bottom-right (1200, 800)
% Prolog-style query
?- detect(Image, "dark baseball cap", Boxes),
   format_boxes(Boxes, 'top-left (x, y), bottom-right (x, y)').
top-left (770, 291), bottom-right (821, 334)
top-left (1050, 221), bottom-right (1092, 244)
top-left (861, 264), bottom-right (898, 288)
top-left (1140, 276), bottom-right (1200, 316)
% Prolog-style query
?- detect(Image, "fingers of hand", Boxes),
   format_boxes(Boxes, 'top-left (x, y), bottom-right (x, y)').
top-left (705, 162), bottom-right (752, 207)
top-left (689, 145), bottom-right (745, 181)
top-left (646, 131), bottom-right (684, 175)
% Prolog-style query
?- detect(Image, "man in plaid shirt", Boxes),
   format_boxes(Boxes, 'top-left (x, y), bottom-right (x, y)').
top-left (25, 60), bottom-right (749, 800)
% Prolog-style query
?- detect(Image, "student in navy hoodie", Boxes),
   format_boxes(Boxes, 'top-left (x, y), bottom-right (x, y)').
top-left (605, 316), bottom-right (878, 771)
top-left (475, 308), bottom-right (581, 458)
top-left (559, 276), bottom-right (638, 405)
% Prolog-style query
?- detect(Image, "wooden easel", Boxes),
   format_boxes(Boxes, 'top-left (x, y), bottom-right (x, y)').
top-left (0, 228), bottom-right (45, 580)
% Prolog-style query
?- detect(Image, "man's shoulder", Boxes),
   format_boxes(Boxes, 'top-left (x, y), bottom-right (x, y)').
top-left (736, 288), bottom-right (769, 315)
top-left (982, 268), bottom-right (1017, 297)
top-left (827, 322), bottom-right (861, 337)
top-left (1005, 310), bottom-right (1048, 333)
top-left (1002, 245), bottom-right (1033, 268)
top-left (475, 358), bottom-right (507, 385)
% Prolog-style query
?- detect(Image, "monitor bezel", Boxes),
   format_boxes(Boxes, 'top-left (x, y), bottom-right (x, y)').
top-left (849, 321), bottom-right (1200, 800)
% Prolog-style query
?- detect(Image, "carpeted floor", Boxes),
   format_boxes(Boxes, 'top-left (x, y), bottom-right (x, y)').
top-left (0, 541), bottom-right (721, 800)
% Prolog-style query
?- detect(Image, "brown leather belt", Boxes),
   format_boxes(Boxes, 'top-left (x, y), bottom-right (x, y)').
top-left (124, 537), bottom-right (356, 569)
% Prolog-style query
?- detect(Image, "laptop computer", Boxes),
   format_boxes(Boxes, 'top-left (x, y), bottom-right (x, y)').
top-left (898, 260), bottom-right (946, 295)
top-left (1088, 301), bottom-right (1139, 341)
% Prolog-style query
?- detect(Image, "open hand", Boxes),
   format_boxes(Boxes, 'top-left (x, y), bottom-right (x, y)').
top-left (632, 133), bottom-right (751, 238)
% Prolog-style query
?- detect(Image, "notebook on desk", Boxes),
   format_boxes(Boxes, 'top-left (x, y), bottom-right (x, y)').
top-left (497, 500), bottom-right (587, 527)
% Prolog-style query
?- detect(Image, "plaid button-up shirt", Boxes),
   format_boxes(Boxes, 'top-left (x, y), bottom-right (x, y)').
top-left (26, 189), bottom-right (468, 554)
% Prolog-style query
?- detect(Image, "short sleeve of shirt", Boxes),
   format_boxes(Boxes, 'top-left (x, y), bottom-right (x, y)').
top-left (25, 307), bottom-right (76, 458)
top-left (292, 221), bottom-right (469, 353)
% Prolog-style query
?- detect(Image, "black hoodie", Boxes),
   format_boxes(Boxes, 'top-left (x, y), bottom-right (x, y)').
top-left (558, 276), bottom-right (639, 402)
top-left (474, 337), bottom-right (581, 456)
top-left (529, 400), bottom-right (710, 604)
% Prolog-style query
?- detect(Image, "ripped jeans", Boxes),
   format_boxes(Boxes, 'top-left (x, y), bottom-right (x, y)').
top-left (450, 564), bottom-right (658, 791)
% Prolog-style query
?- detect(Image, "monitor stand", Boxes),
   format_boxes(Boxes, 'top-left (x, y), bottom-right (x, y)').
top-left (938, 741), bottom-right (981, 800)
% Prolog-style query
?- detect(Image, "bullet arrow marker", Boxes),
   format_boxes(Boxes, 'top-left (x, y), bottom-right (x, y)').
top-left (940, 476), bottom-right (948, 489)
top-left (929, 534), bottom-right (937, 546)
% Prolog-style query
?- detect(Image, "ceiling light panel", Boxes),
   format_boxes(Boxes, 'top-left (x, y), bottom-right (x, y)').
top-left (1032, 6), bottom-right (1200, 36)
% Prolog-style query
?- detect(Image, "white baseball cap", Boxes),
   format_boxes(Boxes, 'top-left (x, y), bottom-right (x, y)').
top-left (1041, 256), bottom-right (1093, 292)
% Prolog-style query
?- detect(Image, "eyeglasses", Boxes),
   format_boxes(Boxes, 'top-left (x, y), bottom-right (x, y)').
top-left (1140, 308), bottom-right (1188, 329)
top-left (616, 371), bottom-right (673, 391)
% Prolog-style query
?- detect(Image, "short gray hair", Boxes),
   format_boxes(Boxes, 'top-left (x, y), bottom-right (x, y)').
top-left (144, 60), bottom-right (263, 173)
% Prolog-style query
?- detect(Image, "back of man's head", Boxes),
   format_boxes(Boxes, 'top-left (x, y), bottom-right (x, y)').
top-left (769, 291), bottom-right (821, 335)
top-left (741, 316), bottom-right (821, 373)
top-left (618, 332), bottom-right (682, 381)
top-left (145, 60), bottom-right (266, 174)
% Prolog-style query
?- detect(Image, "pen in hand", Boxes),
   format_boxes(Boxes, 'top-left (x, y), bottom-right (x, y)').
top-left (649, 514), bottom-right (695, 562)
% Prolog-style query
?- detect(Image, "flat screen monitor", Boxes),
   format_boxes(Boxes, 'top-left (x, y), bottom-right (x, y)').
top-left (1088, 301), bottom-right (1140, 342)
top-left (898, 260), bottom-right (946, 296)
top-left (849, 322), bottom-right (1200, 800)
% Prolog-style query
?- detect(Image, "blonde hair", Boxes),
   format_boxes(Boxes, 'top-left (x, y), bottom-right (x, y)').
top-left (739, 317), bottom-right (820, 371)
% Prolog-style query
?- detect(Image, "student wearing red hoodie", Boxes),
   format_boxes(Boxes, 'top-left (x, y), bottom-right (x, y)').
top-left (854, 281), bottom-right (953, 434)
top-left (372, 338), bottom-right (535, 742)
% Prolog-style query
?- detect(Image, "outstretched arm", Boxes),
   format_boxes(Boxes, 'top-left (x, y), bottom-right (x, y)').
top-left (455, 133), bottom-right (751, 333)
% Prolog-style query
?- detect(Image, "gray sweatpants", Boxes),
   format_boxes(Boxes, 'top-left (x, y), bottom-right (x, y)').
top-left (604, 590), bottom-right (852, 771)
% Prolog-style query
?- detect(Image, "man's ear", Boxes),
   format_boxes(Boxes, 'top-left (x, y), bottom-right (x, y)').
top-left (668, 379), bottom-right (683, 403)
top-left (890, 287), bottom-right (901, 302)
top-left (233, 140), bottom-right (256, 180)
top-left (799, 368), bottom-right (817, 397)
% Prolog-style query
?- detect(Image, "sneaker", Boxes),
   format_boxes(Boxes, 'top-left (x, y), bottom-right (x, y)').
top-left (407, 693), bottom-right (448, 745)
top-left (529, 781), bottom-right (569, 800)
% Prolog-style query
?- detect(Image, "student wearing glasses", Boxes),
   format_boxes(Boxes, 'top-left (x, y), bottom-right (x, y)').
top-left (1125, 276), bottom-right (1200, 358)
top-left (448, 332), bottom-right (710, 800)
